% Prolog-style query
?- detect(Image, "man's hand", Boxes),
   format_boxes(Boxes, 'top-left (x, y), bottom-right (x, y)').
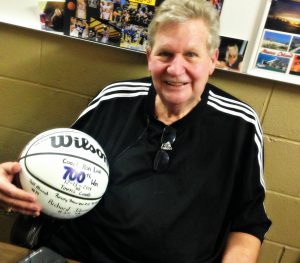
top-left (0, 162), bottom-right (42, 216)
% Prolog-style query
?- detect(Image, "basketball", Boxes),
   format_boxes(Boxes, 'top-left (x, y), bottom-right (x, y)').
top-left (18, 128), bottom-right (109, 219)
top-left (67, 1), bottom-right (76, 11)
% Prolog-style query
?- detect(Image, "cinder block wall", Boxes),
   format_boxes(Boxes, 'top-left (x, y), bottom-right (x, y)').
top-left (0, 23), bottom-right (300, 263)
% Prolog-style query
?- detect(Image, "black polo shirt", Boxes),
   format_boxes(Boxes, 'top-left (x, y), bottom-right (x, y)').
top-left (46, 77), bottom-right (271, 262)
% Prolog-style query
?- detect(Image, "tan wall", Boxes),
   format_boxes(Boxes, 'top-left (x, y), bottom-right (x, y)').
top-left (0, 22), bottom-right (300, 262)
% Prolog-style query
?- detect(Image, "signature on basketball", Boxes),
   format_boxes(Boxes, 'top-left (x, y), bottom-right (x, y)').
top-left (50, 135), bottom-right (107, 163)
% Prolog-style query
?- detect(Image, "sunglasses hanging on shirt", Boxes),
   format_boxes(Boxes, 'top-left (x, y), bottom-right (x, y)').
top-left (153, 126), bottom-right (176, 172)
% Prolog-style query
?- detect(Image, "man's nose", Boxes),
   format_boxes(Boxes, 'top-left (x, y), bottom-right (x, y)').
top-left (167, 55), bottom-right (186, 75)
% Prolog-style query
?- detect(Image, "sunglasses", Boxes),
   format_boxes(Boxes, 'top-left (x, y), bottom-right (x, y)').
top-left (153, 126), bottom-right (176, 172)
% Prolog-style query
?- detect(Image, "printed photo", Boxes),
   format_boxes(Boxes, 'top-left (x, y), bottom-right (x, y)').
top-left (38, 1), bottom-right (65, 33)
top-left (216, 36), bottom-right (248, 72)
top-left (120, 24), bottom-right (148, 52)
top-left (289, 55), bottom-right (300, 76)
top-left (120, 2), bottom-right (156, 27)
top-left (265, 0), bottom-right (300, 35)
top-left (70, 17), bottom-right (89, 38)
top-left (261, 30), bottom-right (291, 51)
top-left (255, 52), bottom-right (290, 73)
top-left (90, 18), bottom-right (121, 45)
top-left (77, 0), bottom-right (88, 20)
top-left (100, 0), bottom-right (114, 21)
top-left (289, 36), bottom-right (300, 54)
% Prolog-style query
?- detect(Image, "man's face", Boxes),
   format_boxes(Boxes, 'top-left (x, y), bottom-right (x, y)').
top-left (147, 19), bottom-right (218, 110)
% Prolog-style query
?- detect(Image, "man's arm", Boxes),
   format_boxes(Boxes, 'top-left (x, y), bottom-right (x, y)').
top-left (221, 232), bottom-right (261, 263)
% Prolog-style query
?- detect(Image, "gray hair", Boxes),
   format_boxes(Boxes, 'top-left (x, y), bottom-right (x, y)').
top-left (147, 0), bottom-right (220, 56)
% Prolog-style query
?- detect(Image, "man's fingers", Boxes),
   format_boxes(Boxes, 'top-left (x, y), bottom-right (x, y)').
top-left (0, 192), bottom-right (42, 214)
top-left (0, 162), bottom-right (21, 176)
top-left (11, 206), bottom-right (41, 217)
top-left (0, 181), bottom-right (37, 202)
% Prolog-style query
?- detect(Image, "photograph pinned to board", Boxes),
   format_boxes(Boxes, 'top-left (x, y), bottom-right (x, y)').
top-left (216, 36), bottom-right (248, 72)
top-left (251, 0), bottom-right (300, 80)
top-left (264, 0), bottom-right (300, 35)
top-left (38, 0), bottom-right (65, 33)
top-left (290, 55), bottom-right (300, 76)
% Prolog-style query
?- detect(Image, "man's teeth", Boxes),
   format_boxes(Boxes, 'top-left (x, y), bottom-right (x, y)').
top-left (166, 81), bottom-right (187, 86)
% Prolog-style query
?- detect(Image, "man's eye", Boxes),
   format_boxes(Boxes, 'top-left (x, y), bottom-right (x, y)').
top-left (158, 51), bottom-right (172, 57)
top-left (185, 52), bottom-right (198, 57)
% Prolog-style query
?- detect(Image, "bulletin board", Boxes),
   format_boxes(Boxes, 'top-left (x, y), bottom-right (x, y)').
top-left (0, 0), bottom-right (299, 85)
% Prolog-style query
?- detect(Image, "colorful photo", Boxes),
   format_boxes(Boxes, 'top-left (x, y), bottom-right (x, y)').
top-left (261, 30), bottom-right (291, 51)
top-left (38, 1), bottom-right (65, 33)
top-left (289, 55), bottom-right (300, 76)
top-left (216, 36), bottom-right (248, 72)
top-left (289, 36), bottom-right (300, 54)
top-left (88, 17), bottom-right (121, 45)
top-left (100, 0), bottom-right (114, 21)
top-left (265, 0), bottom-right (300, 35)
top-left (70, 17), bottom-right (89, 38)
top-left (120, 24), bottom-right (148, 52)
top-left (256, 52), bottom-right (290, 73)
top-left (77, 0), bottom-right (88, 20)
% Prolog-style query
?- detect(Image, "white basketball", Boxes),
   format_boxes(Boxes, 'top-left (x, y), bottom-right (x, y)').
top-left (18, 128), bottom-right (109, 219)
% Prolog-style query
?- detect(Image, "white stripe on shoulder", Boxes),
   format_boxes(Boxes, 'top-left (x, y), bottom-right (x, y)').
top-left (209, 90), bottom-right (262, 135)
top-left (92, 81), bottom-right (152, 103)
top-left (207, 90), bottom-right (265, 190)
top-left (75, 91), bottom-right (149, 122)
top-left (74, 81), bottom-right (151, 122)
top-left (91, 86), bottom-right (150, 104)
top-left (207, 100), bottom-right (262, 142)
top-left (255, 134), bottom-right (265, 189)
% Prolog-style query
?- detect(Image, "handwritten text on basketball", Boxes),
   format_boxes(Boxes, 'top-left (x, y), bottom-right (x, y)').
top-left (63, 166), bottom-right (86, 183)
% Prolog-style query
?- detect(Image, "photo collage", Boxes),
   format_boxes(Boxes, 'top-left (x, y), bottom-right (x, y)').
top-left (62, 0), bottom-right (224, 52)
top-left (254, 0), bottom-right (300, 77)
top-left (64, 0), bottom-right (162, 52)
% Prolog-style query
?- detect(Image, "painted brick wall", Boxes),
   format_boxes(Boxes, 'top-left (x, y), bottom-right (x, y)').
top-left (1, 22), bottom-right (300, 262)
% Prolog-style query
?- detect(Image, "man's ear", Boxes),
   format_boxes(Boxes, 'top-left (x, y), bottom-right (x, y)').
top-left (146, 48), bottom-right (152, 71)
top-left (209, 48), bottom-right (219, 75)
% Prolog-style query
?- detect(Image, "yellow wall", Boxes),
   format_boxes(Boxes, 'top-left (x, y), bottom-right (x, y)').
top-left (1, 22), bottom-right (300, 262)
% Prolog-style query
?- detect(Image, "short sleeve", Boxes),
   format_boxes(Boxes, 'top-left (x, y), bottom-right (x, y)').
top-left (229, 123), bottom-right (271, 242)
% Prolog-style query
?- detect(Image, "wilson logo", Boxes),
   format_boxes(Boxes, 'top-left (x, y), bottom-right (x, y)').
top-left (50, 135), bottom-right (107, 163)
